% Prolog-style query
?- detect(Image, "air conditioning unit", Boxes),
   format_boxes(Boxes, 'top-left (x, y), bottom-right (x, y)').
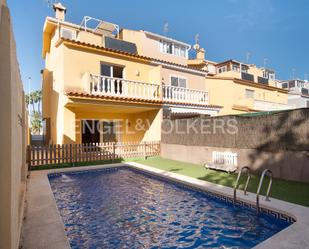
top-left (60, 28), bottom-right (76, 40)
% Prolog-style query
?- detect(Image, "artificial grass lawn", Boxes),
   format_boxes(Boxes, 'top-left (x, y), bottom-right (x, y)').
top-left (135, 157), bottom-right (309, 207)
top-left (31, 156), bottom-right (309, 207)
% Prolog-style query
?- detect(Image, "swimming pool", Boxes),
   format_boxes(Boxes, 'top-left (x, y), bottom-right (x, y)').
top-left (49, 167), bottom-right (292, 249)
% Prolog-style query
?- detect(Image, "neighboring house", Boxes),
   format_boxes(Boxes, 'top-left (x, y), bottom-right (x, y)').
top-left (189, 54), bottom-right (291, 115)
top-left (42, 4), bottom-right (221, 145)
top-left (277, 79), bottom-right (309, 108)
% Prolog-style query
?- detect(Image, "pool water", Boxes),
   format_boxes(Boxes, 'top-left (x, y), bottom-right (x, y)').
top-left (49, 167), bottom-right (291, 249)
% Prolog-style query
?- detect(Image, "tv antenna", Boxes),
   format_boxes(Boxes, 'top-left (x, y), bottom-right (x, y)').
top-left (195, 33), bottom-right (200, 45)
top-left (246, 52), bottom-right (251, 63)
top-left (163, 22), bottom-right (169, 36)
top-left (291, 68), bottom-right (296, 79)
top-left (263, 58), bottom-right (268, 68)
top-left (43, 0), bottom-right (56, 8)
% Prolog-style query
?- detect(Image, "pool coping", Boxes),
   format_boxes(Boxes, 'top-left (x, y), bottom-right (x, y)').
top-left (20, 162), bottom-right (309, 249)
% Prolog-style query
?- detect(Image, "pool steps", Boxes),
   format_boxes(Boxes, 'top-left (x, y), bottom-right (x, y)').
top-left (233, 167), bottom-right (273, 212)
top-left (256, 169), bottom-right (273, 211)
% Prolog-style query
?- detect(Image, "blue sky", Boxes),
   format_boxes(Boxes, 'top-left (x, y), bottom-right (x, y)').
top-left (7, 0), bottom-right (309, 92)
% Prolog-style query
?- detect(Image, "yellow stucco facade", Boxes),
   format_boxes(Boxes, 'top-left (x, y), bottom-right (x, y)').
top-left (205, 59), bottom-right (289, 114)
top-left (189, 57), bottom-right (290, 115)
top-left (41, 14), bottom-right (218, 145)
top-left (42, 36), bottom-right (164, 144)
top-left (42, 6), bottom-right (290, 144)
top-left (205, 76), bottom-right (289, 115)
top-left (119, 29), bottom-right (190, 66)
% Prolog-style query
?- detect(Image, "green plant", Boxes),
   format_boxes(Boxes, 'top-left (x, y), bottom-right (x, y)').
top-left (30, 111), bottom-right (42, 134)
top-left (26, 90), bottom-right (43, 134)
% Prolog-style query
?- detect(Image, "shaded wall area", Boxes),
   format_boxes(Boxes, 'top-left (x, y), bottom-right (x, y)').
top-left (0, 1), bottom-right (28, 248)
top-left (161, 108), bottom-right (309, 182)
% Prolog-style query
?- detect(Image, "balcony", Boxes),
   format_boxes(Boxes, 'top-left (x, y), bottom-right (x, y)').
top-left (89, 74), bottom-right (209, 105)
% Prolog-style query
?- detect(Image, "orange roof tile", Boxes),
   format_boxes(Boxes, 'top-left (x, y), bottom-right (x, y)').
top-left (64, 90), bottom-right (222, 109)
top-left (57, 38), bottom-right (208, 74)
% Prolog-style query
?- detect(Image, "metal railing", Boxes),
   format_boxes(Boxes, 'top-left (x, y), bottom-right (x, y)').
top-left (256, 169), bottom-right (273, 211)
top-left (89, 74), bottom-right (209, 105)
top-left (233, 166), bottom-right (251, 202)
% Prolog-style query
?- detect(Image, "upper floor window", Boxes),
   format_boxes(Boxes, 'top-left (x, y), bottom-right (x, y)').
top-left (245, 89), bottom-right (255, 98)
top-left (263, 70), bottom-right (275, 80)
top-left (100, 63), bottom-right (123, 78)
top-left (232, 64), bottom-right (239, 72)
top-left (159, 40), bottom-right (187, 58)
top-left (170, 75), bottom-right (187, 88)
top-left (241, 65), bottom-right (248, 73)
top-left (218, 66), bottom-right (227, 74)
top-left (268, 73), bottom-right (275, 80)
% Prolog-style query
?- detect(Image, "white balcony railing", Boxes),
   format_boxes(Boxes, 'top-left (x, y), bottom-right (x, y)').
top-left (162, 85), bottom-right (208, 104)
top-left (90, 75), bottom-right (161, 100)
top-left (89, 74), bottom-right (209, 104)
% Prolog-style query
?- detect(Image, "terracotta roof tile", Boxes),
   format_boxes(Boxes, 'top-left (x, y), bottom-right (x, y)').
top-left (58, 38), bottom-right (208, 74)
top-left (65, 90), bottom-right (222, 109)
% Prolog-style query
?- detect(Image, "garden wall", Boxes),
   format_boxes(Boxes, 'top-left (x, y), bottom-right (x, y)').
top-left (0, 1), bottom-right (28, 248)
top-left (161, 108), bottom-right (309, 182)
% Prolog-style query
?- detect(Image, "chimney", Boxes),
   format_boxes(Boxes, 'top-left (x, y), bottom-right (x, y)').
top-left (193, 43), bottom-right (205, 60)
top-left (53, 2), bottom-right (66, 21)
top-left (197, 48), bottom-right (205, 60)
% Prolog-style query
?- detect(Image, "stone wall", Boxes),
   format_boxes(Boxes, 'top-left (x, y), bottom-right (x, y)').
top-left (161, 109), bottom-right (309, 182)
top-left (0, 1), bottom-right (28, 248)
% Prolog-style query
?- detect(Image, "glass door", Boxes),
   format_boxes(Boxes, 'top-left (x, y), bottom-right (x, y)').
top-left (101, 121), bottom-right (118, 143)
top-left (100, 63), bottom-right (124, 94)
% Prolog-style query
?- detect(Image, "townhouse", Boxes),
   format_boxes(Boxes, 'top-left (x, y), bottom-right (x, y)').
top-left (189, 51), bottom-right (291, 115)
top-left (277, 79), bottom-right (309, 108)
top-left (42, 3), bottom-right (292, 145)
top-left (42, 3), bottom-right (220, 145)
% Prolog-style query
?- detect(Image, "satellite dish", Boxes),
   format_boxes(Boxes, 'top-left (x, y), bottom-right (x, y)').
top-left (193, 44), bottom-right (200, 50)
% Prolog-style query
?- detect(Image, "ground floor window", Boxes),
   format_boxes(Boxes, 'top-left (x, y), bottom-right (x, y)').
top-left (81, 120), bottom-right (120, 144)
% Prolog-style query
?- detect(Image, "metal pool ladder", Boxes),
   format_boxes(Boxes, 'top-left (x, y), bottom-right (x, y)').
top-left (233, 166), bottom-right (251, 202)
top-left (256, 169), bottom-right (273, 212)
